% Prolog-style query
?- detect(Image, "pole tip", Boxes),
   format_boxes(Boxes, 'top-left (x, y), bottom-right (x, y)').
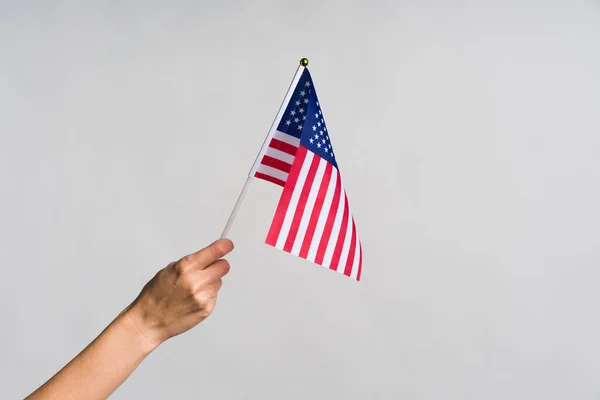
top-left (299, 58), bottom-right (309, 67)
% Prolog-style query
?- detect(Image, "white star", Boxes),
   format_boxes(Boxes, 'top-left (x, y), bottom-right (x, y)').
top-left (302, 116), bottom-right (306, 120)
top-left (309, 138), bottom-right (314, 144)
top-left (321, 119), bottom-right (324, 124)
top-left (290, 110), bottom-right (296, 116)
top-left (297, 124), bottom-right (302, 130)
top-left (305, 81), bottom-right (311, 87)
top-left (317, 142), bottom-right (322, 148)
top-left (295, 100), bottom-right (301, 106)
top-left (315, 113), bottom-right (319, 118)
top-left (324, 127), bottom-right (327, 132)
top-left (320, 130), bottom-right (323, 135)
top-left (316, 102), bottom-right (319, 106)
top-left (328, 144), bottom-right (332, 149)
top-left (317, 122), bottom-right (321, 127)
top-left (319, 110), bottom-right (322, 115)
top-left (312, 125), bottom-right (317, 131)
top-left (322, 139), bottom-right (326, 144)
top-left (300, 90), bottom-right (306, 96)
top-left (299, 108), bottom-right (304, 114)
top-left (294, 117), bottom-right (300, 123)
top-left (314, 134), bottom-right (319, 139)
top-left (286, 120), bottom-right (291, 125)
top-left (304, 98), bottom-right (309, 104)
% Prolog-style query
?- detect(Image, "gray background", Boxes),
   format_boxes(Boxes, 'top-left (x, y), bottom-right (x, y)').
top-left (1, 1), bottom-right (600, 399)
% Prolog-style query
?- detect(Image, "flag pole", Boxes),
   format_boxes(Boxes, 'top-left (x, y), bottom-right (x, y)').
top-left (220, 58), bottom-right (309, 239)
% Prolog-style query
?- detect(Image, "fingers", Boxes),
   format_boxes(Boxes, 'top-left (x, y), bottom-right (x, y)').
top-left (183, 259), bottom-right (230, 293)
top-left (202, 259), bottom-right (231, 283)
top-left (180, 239), bottom-right (234, 271)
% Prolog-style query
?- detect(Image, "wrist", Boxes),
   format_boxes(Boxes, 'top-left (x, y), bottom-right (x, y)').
top-left (121, 302), bottom-right (165, 354)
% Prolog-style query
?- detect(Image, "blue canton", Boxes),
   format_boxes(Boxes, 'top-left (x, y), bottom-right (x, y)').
top-left (276, 69), bottom-right (337, 169)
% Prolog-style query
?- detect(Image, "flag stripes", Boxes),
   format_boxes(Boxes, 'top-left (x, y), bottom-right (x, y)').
top-left (266, 146), bottom-right (362, 279)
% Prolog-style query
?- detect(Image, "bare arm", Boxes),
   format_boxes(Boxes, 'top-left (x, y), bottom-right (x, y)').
top-left (25, 238), bottom-right (234, 400)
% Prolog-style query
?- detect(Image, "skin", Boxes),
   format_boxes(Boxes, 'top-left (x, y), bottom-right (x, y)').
top-left (25, 238), bottom-right (234, 400)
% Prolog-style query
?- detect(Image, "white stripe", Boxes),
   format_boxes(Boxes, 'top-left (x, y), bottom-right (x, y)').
top-left (272, 130), bottom-right (301, 147)
top-left (265, 147), bottom-right (295, 165)
top-left (350, 237), bottom-right (361, 280)
top-left (254, 164), bottom-right (288, 182)
top-left (322, 179), bottom-right (346, 268)
top-left (306, 169), bottom-right (338, 262)
top-left (336, 205), bottom-right (353, 273)
top-left (291, 158), bottom-right (327, 256)
top-left (275, 152), bottom-right (314, 249)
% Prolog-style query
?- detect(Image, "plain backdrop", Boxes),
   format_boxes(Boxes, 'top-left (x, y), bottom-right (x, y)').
top-left (2, 1), bottom-right (600, 399)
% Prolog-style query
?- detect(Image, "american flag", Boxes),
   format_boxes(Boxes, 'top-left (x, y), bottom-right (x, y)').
top-left (251, 68), bottom-right (362, 280)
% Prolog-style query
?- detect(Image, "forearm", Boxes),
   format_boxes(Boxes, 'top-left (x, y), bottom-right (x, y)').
top-left (26, 305), bottom-right (160, 400)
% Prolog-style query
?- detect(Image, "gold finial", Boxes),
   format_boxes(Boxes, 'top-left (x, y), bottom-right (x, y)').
top-left (299, 58), bottom-right (309, 67)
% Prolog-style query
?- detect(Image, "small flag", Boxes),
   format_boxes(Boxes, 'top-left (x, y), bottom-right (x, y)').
top-left (251, 65), bottom-right (362, 280)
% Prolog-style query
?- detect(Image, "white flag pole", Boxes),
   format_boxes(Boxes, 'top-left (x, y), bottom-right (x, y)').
top-left (220, 58), bottom-right (309, 239)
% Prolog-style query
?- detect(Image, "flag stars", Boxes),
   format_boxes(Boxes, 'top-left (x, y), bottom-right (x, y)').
top-left (300, 90), bottom-right (306, 97)
top-left (295, 100), bottom-right (301, 106)
top-left (294, 117), bottom-right (300, 123)
top-left (305, 81), bottom-right (311, 87)
top-left (314, 134), bottom-right (319, 139)
top-left (312, 125), bottom-right (317, 131)
top-left (317, 143), bottom-right (322, 148)
top-left (310, 138), bottom-right (314, 144)
top-left (290, 110), bottom-right (296, 116)
top-left (297, 124), bottom-right (302, 130)
top-left (299, 108), bottom-right (304, 114)
top-left (304, 98), bottom-right (309, 104)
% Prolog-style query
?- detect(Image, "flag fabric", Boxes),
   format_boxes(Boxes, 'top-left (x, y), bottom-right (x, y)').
top-left (252, 68), bottom-right (362, 281)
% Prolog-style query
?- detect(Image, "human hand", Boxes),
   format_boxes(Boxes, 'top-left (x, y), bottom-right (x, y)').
top-left (124, 239), bottom-right (234, 349)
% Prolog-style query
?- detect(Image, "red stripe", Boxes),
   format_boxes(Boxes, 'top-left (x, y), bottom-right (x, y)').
top-left (283, 155), bottom-right (321, 253)
top-left (356, 243), bottom-right (363, 281)
top-left (266, 147), bottom-right (307, 246)
top-left (254, 172), bottom-right (285, 187)
top-left (261, 155), bottom-right (292, 173)
top-left (299, 162), bottom-right (333, 259)
top-left (343, 219), bottom-right (357, 277)
top-left (315, 170), bottom-right (342, 266)
top-left (329, 195), bottom-right (350, 271)
top-left (269, 138), bottom-right (298, 156)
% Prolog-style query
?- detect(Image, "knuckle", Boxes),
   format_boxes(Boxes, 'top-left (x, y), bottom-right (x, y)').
top-left (203, 301), bottom-right (216, 316)
top-left (211, 239), bottom-right (233, 259)
top-left (211, 242), bottom-right (224, 259)
top-left (173, 261), bottom-right (185, 277)
top-left (176, 256), bottom-right (194, 275)
top-left (180, 274), bottom-right (196, 294)
top-left (193, 292), bottom-right (209, 307)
